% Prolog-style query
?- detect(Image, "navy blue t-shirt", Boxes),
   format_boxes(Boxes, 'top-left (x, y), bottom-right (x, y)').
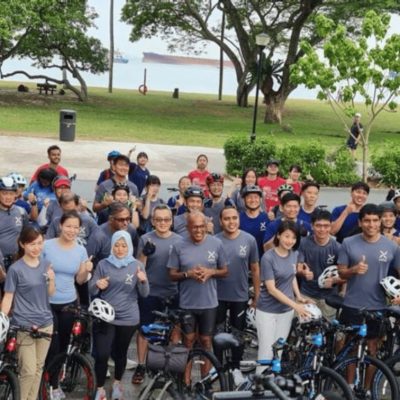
top-left (331, 205), bottom-right (359, 243)
top-left (128, 162), bottom-right (150, 196)
top-left (263, 218), bottom-right (312, 245)
top-left (239, 211), bottom-right (270, 257)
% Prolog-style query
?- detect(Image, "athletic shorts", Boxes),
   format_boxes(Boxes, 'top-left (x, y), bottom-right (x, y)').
top-left (346, 137), bottom-right (358, 150)
top-left (138, 294), bottom-right (179, 326)
top-left (339, 306), bottom-right (383, 339)
top-left (181, 307), bottom-right (218, 336)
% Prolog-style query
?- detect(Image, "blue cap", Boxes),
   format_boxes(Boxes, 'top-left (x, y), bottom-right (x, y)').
top-left (107, 150), bottom-right (121, 161)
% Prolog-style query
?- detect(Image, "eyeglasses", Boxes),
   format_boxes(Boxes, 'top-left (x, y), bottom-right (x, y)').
top-left (113, 217), bottom-right (131, 223)
top-left (153, 218), bottom-right (172, 223)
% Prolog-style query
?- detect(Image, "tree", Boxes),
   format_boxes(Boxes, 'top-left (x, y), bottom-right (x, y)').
top-left (291, 10), bottom-right (400, 181)
top-left (122, 0), bottom-right (400, 124)
top-left (0, 0), bottom-right (108, 101)
top-left (109, 0), bottom-right (114, 93)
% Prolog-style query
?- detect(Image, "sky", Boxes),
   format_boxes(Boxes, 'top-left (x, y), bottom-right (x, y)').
top-left (89, 0), bottom-right (400, 60)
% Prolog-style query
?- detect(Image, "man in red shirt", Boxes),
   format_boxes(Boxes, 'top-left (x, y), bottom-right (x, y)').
top-left (188, 154), bottom-right (210, 197)
top-left (30, 145), bottom-right (69, 183)
top-left (258, 159), bottom-right (286, 212)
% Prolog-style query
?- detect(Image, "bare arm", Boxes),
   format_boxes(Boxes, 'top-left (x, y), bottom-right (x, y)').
top-left (76, 257), bottom-right (93, 285)
top-left (250, 262), bottom-right (260, 305)
top-left (1, 292), bottom-right (14, 315)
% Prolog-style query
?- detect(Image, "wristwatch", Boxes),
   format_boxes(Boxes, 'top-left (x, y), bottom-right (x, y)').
top-left (30, 201), bottom-right (37, 206)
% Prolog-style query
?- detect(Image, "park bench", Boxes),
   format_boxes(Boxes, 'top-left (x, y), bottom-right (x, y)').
top-left (37, 82), bottom-right (57, 95)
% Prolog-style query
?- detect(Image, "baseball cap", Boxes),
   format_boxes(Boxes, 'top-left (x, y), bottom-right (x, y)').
top-left (266, 159), bottom-right (280, 167)
top-left (354, 113), bottom-right (361, 118)
top-left (107, 150), bottom-right (121, 161)
top-left (53, 177), bottom-right (71, 188)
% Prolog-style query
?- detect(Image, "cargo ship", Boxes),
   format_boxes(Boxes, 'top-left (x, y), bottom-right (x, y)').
top-left (114, 50), bottom-right (129, 64)
top-left (142, 52), bottom-right (233, 68)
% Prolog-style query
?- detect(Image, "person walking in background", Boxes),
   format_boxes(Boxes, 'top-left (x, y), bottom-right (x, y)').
top-left (346, 113), bottom-right (363, 158)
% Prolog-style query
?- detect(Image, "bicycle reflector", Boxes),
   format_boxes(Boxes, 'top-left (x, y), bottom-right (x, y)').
top-left (72, 321), bottom-right (82, 336)
top-left (6, 337), bottom-right (17, 352)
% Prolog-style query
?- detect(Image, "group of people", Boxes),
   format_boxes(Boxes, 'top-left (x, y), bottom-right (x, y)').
top-left (0, 144), bottom-right (400, 399)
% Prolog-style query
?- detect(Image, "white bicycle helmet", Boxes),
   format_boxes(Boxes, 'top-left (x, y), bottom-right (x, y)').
top-left (380, 276), bottom-right (400, 298)
top-left (88, 299), bottom-right (115, 322)
top-left (246, 307), bottom-right (256, 329)
top-left (7, 172), bottom-right (27, 186)
top-left (392, 189), bottom-right (400, 202)
top-left (0, 312), bottom-right (10, 342)
top-left (318, 265), bottom-right (339, 289)
top-left (299, 304), bottom-right (322, 324)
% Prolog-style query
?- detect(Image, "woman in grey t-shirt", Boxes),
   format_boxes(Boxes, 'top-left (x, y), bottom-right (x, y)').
top-left (2, 226), bottom-right (55, 400)
top-left (256, 221), bottom-right (311, 373)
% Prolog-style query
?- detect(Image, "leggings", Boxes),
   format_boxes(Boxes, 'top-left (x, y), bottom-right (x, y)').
top-left (46, 301), bottom-right (77, 387)
top-left (215, 300), bottom-right (247, 368)
top-left (94, 321), bottom-right (138, 387)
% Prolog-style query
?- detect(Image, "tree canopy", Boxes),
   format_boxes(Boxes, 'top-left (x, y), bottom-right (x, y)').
top-left (0, 0), bottom-right (108, 101)
top-left (291, 10), bottom-right (400, 181)
top-left (122, 0), bottom-right (400, 123)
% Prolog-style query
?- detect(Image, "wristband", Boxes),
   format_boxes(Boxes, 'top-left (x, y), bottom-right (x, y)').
top-left (30, 201), bottom-right (37, 206)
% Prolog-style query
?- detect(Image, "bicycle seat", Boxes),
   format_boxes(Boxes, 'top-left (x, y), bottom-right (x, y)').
top-left (213, 332), bottom-right (241, 351)
top-left (325, 294), bottom-right (344, 310)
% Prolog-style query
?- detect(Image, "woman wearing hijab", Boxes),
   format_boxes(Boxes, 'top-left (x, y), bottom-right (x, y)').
top-left (89, 230), bottom-right (149, 400)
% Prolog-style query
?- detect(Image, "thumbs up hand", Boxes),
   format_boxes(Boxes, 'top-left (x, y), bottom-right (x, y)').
top-left (353, 255), bottom-right (368, 275)
top-left (47, 265), bottom-right (55, 281)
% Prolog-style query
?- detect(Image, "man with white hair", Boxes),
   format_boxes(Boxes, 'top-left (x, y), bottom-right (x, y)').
top-left (346, 113), bottom-right (363, 158)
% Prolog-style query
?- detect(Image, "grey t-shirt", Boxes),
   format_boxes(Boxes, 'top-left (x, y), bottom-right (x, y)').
top-left (137, 231), bottom-right (182, 298)
top-left (216, 231), bottom-right (259, 302)
top-left (298, 236), bottom-right (341, 299)
top-left (46, 200), bottom-right (63, 224)
top-left (338, 234), bottom-right (400, 310)
top-left (167, 235), bottom-right (228, 309)
top-left (204, 199), bottom-right (227, 234)
top-left (257, 248), bottom-right (297, 314)
top-left (4, 258), bottom-right (53, 327)
top-left (0, 206), bottom-right (28, 256)
top-left (89, 259), bottom-right (149, 326)
top-left (46, 212), bottom-right (98, 248)
top-left (94, 179), bottom-right (139, 204)
top-left (173, 213), bottom-right (189, 237)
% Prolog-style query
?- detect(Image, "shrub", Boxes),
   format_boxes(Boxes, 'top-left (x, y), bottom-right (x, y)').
top-left (223, 137), bottom-right (359, 186)
top-left (371, 145), bottom-right (400, 187)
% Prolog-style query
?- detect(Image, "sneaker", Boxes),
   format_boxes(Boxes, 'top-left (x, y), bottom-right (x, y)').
top-left (108, 359), bottom-right (115, 367)
top-left (112, 382), bottom-right (124, 399)
top-left (365, 390), bottom-right (372, 399)
top-left (232, 368), bottom-right (245, 386)
top-left (106, 368), bottom-right (111, 378)
top-left (95, 388), bottom-right (107, 400)
top-left (126, 358), bottom-right (137, 370)
top-left (131, 364), bottom-right (146, 385)
top-left (50, 388), bottom-right (66, 400)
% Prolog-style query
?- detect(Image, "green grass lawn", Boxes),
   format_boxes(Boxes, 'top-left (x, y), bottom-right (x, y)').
top-left (0, 81), bottom-right (399, 155)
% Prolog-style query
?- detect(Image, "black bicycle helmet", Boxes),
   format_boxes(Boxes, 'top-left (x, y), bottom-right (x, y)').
top-left (241, 184), bottom-right (262, 198)
top-left (183, 186), bottom-right (205, 200)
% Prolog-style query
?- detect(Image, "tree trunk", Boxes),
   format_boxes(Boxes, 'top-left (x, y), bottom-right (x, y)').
top-left (236, 80), bottom-right (251, 107)
top-left (361, 128), bottom-right (369, 183)
top-left (108, 0), bottom-right (114, 94)
top-left (263, 93), bottom-right (286, 124)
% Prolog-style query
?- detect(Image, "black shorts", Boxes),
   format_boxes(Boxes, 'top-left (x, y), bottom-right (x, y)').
top-left (138, 294), bottom-right (179, 326)
top-left (346, 137), bottom-right (358, 150)
top-left (339, 306), bottom-right (383, 339)
top-left (181, 307), bottom-right (218, 336)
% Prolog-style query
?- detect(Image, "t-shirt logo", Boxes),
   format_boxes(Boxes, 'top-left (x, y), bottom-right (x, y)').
top-left (15, 216), bottom-right (22, 226)
top-left (260, 222), bottom-right (267, 231)
top-left (125, 273), bottom-right (134, 284)
top-left (379, 250), bottom-right (388, 262)
top-left (327, 254), bottom-right (335, 265)
top-left (208, 251), bottom-right (216, 263)
top-left (239, 245), bottom-right (248, 256)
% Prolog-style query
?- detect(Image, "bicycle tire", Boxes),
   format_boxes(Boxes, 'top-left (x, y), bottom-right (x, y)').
top-left (0, 366), bottom-right (20, 400)
top-left (40, 352), bottom-right (96, 400)
top-left (334, 355), bottom-right (399, 400)
top-left (183, 348), bottom-right (227, 399)
top-left (139, 378), bottom-right (183, 400)
top-left (298, 365), bottom-right (354, 400)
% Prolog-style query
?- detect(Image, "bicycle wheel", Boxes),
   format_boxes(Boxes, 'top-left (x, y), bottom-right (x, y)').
top-left (184, 348), bottom-right (227, 399)
top-left (40, 352), bottom-right (96, 400)
top-left (299, 365), bottom-right (354, 400)
top-left (334, 355), bottom-right (398, 400)
top-left (0, 367), bottom-right (20, 400)
top-left (139, 378), bottom-right (182, 400)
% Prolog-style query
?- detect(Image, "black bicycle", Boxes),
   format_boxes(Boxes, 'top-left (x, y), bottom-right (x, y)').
top-left (39, 305), bottom-right (96, 400)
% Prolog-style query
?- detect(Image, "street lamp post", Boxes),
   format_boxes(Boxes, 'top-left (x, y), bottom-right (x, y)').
top-left (250, 33), bottom-right (269, 143)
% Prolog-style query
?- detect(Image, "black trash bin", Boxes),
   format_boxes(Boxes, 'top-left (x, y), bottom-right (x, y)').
top-left (59, 109), bottom-right (76, 142)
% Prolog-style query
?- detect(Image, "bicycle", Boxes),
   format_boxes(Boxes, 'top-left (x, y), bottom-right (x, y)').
top-left (39, 305), bottom-right (96, 400)
top-left (320, 302), bottom-right (399, 400)
top-left (139, 309), bottom-right (227, 399)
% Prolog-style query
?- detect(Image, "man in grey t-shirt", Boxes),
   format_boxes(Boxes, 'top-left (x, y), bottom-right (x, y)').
top-left (338, 204), bottom-right (400, 360)
top-left (168, 212), bottom-right (227, 378)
